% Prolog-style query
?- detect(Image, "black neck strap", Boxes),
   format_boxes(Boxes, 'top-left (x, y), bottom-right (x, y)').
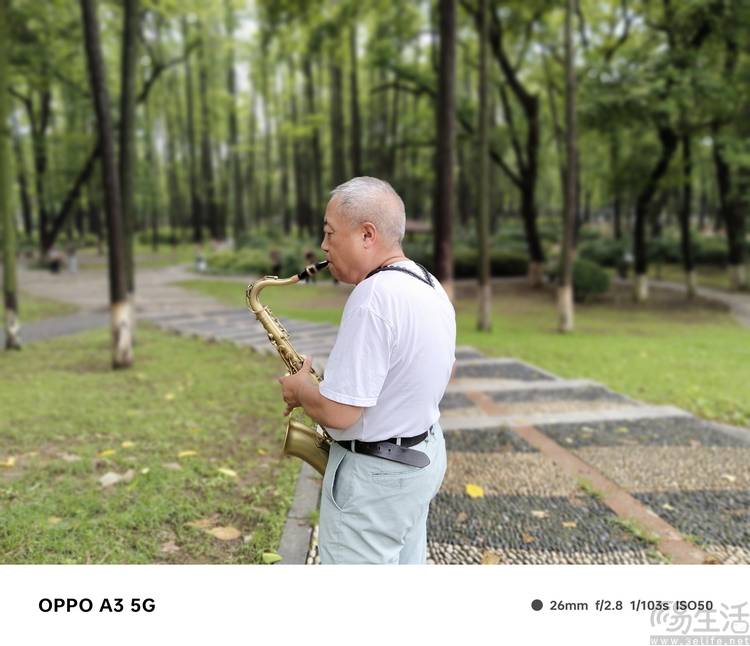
top-left (365, 261), bottom-right (434, 288)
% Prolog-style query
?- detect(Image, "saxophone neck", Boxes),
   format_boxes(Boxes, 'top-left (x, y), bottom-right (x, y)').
top-left (246, 274), bottom-right (299, 313)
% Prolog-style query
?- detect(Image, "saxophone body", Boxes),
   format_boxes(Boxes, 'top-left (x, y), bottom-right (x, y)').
top-left (245, 260), bottom-right (332, 475)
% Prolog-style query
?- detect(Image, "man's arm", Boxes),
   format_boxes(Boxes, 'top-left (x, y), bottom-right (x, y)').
top-left (296, 379), bottom-right (363, 429)
top-left (278, 356), bottom-right (363, 429)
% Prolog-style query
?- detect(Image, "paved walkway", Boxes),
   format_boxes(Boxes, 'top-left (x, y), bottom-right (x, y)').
top-left (11, 262), bottom-right (750, 565)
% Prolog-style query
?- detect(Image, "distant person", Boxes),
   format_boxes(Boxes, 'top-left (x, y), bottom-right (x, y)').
top-left (47, 247), bottom-right (63, 274)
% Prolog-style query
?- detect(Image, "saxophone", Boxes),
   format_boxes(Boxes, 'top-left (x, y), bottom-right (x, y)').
top-left (245, 260), bottom-right (332, 475)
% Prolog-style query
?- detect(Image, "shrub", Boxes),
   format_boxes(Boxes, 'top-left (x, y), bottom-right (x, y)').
top-left (572, 258), bottom-right (610, 302)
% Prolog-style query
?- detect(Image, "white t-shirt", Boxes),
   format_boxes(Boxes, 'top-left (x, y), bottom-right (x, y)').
top-left (320, 260), bottom-right (456, 442)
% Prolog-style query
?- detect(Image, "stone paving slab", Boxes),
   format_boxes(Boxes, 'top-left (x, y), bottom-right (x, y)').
top-left (535, 417), bottom-right (750, 449)
top-left (440, 405), bottom-right (691, 431)
top-left (453, 359), bottom-right (557, 381)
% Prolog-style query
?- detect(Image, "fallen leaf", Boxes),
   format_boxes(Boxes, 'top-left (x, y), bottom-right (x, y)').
top-left (140, 467), bottom-right (150, 475)
top-left (455, 511), bottom-right (468, 524)
top-left (97, 449), bottom-right (116, 458)
top-left (164, 393), bottom-right (175, 401)
top-left (160, 541), bottom-right (180, 554)
top-left (121, 441), bottom-right (135, 449)
top-left (243, 533), bottom-right (255, 544)
top-left (99, 472), bottom-right (123, 488)
top-left (521, 532), bottom-right (536, 544)
top-left (480, 551), bottom-right (502, 565)
top-left (531, 510), bottom-right (549, 519)
top-left (187, 517), bottom-right (216, 529)
top-left (256, 448), bottom-right (268, 456)
top-left (565, 437), bottom-right (574, 444)
top-left (465, 483), bottom-right (484, 498)
top-left (721, 474), bottom-right (736, 483)
top-left (580, 426), bottom-right (595, 433)
top-left (60, 453), bottom-right (81, 463)
top-left (615, 426), bottom-right (629, 434)
top-left (48, 516), bottom-right (62, 526)
top-left (262, 551), bottom-right (283, 564)
top-left (561, 521), bottom-right (577, 528)
top-left (217, 467), bottom-right (238, 478)
top-left (208, 526), bottom-right (241, 541)
top-left (162, 462), bottom-right (182, 471)
top-left (1, 456), bottom-right (16, 468)
top-left (661, 503), bottom-right (675, 511)
top-left (177, 450), bottom-right (197, 458)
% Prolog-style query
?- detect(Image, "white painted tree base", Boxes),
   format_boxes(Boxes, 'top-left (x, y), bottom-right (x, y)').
top-left (729, 264), bottom-right (747, 291)
top-left (685, 270), bottom-right (697, 299)
top-left (112, 300), bottom-right (133, 368)
top-left (4, 310), bottom-right (21, 349)
top-left (634, 274), bottom-right (649, 302)
top-left (557, 284), bottom-right (574, 332)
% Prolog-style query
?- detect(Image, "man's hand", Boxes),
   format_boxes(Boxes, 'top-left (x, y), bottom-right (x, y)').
top-left (277, 355), bottom-right (313, 417)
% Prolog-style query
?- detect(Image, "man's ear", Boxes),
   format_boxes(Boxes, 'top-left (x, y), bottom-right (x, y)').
top-left (361, 222), bottom-right (377, 247)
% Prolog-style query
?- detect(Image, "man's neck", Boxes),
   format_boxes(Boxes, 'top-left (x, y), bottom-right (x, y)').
top-left (355, 250), bottom-right (408, 284)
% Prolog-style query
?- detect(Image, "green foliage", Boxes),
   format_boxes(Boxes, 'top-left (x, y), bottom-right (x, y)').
top-left (572, 259), bottom-right (610, 302)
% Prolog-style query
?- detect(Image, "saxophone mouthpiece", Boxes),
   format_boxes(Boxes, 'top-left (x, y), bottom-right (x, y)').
top-left (297, 260), bottom-right (329, 281)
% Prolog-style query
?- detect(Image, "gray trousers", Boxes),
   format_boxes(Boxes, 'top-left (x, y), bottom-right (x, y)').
top-left (318, 423), bottom-right (447, 564)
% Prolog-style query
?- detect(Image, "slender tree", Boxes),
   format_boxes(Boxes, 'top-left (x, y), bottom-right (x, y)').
top-left (225, 0), bottom-right (245, 242)
top-left (558, 0), bottom-right (577, 332)
top-left (118, 0), bottom-right (138, 296)
top-left (182, 17), bottom-right (203, 243)
top-left (434, 0), bottom-right (456, 300)
top-left (79, 0), bottom-right (132, 368)
top-left (2, 0), bottom-right (21, 349)
top-left (475, 0), bottom-right (491, 331)
top-left (349, 21), bottom-right (362, 177)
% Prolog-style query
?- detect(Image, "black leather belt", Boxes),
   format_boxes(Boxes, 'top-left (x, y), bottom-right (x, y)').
top-left (336, 427), bottom-right (432, 469)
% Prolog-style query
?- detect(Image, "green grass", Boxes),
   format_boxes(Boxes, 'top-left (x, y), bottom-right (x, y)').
top-left (0, 325), bottom-right (301, 564)
top-left (19, 292), bottom-right (78, 323)
top-left (180, 278), bottom-right (749, 428)
top-left (648, 263), bottom-right (749, 293)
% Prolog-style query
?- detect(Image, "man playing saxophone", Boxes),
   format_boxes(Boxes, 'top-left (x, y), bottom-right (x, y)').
top-left (278, 176), bottom-right (456, 565)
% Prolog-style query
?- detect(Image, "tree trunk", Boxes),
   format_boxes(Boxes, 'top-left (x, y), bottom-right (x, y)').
top-left (558, 0), bottom-right (577, 333)
top-left (633, 126), bottom-right (677, 302)
top-left (679, 134), bottom-right (696, 298)
top-left (10, 114), bottom-right (33, 239)
top-left (182, 18), bottom-right (203, 243)
top-left (476, 0), bottom-right (491, 331)
top-left (118, 0), bottom-right (138, 295)
top-left (1, 0), bottom-right (20, 349)
top-left (349, 23), bottom-right (362, 177)
top-left (225, 0), bottom-right (244, 242)
top-left (304, 57), bottom-right (323, 232)
top-left (433, 0), bottom-right (456, 300)
top-left (80, 0), bottom-right (132, 368)
top-left (198, 31), bottom-right (220, 240)
top-left (329, 55), bottom-right (346, 187)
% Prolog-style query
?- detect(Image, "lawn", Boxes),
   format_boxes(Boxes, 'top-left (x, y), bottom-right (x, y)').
top-left (180, 277), bottom-right (750, 429)
top-left (647, 262), bottom-right (749, 293)
top-left (19, 291), bottom-right (78, 322)
top-left (0, 325), bottom-right (302, 564)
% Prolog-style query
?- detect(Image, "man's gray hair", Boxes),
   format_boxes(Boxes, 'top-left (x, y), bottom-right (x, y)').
top-left (329, 176), bottom-right (406, 245)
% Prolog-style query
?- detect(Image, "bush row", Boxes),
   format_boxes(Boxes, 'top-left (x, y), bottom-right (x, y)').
top-left (579, 235), bottom-right (750, 268)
